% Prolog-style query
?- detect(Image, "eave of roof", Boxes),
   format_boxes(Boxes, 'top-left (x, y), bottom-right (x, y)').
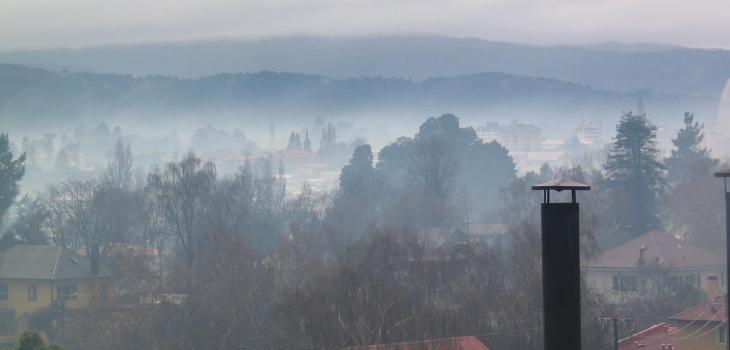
top-left (0, 245), bottom-right (113, 280)
top-left (585, 231), bottom-right (724, 269)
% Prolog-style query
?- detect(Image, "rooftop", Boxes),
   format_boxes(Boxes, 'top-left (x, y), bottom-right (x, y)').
top-left (0, 245), bottom-right (111, 280)
top-left (670, 294), bottom-right (727, 323)
top-left (584, 231), bottom-right (724, 270)
top-left (531, 178), bottom-right (590, 191)
top-left (619, 322), bottom-right (679, 350)
top-left (340, 336), bottom-right (491, 350)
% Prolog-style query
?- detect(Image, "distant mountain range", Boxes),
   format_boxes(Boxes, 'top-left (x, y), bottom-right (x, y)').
top-left (1, 35), bottom-right (729, 98)
top-left (0, 63), bottom-right (715, 131)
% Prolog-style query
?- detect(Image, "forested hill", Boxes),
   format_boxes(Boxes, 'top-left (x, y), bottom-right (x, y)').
top-left (0, 64), bottom-right (712, 128)
top-left (2, 35), bottom-right (730, 97)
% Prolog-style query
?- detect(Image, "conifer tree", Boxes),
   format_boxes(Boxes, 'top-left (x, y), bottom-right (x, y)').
top-left (0, 133), bottom-right (26, 226)
top-left (665, 112), bottom-right (713, 183)
top-left (664, 112), bottom-right (720, 247)
top-left (604, 112), bottom-right (665, 236)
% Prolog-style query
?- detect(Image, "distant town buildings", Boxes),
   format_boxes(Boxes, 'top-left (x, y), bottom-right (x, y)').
top-left (476, 121), bottom-right (543, 152)
top-left (572, 120), bottom-right (602, 148)
top-left (476, 119), bottom-right (604, 173)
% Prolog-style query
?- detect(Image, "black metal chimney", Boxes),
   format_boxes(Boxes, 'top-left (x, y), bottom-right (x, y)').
top-left (714, 169), bottom-right (730, 350)
top-left (90, 241), bottom-right (100, 276)
top-left (532, 179), bottom-right (590, 350)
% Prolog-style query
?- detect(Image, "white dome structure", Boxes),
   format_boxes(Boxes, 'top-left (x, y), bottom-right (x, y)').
top-left (717, 78), bottom-right (730, 133)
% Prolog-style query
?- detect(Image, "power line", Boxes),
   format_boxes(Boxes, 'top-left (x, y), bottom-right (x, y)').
top-left (680, 321), bottom-right (727, 340)
top-left (677, 310), bottom-right (722, 339)
top-left (658, 305), bottom-right (712, 337)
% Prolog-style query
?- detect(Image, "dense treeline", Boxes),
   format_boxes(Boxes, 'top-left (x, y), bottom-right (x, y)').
top-left (0, 110), bottom-right (721, 350)
top-left (0, 63), bottom-right (685, 128)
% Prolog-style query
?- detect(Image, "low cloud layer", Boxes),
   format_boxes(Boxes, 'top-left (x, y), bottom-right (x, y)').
top-left (2, 0), bottom-right (730, 50)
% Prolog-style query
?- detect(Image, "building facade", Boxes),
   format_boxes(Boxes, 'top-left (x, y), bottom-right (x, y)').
top-left (0, 245), bottom-right (111, 343)
top-left (583, 231), bottom-right (725, 304)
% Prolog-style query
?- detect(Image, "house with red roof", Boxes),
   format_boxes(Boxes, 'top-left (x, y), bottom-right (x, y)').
top-left (668, 290), bottom-right (727, 350)
top-left (620, 279), bottom-right (727, 350)
top-left (583, 231), bottom-right (725, 304)
top-left (339, 336), bottom-right (491, 350)
top-left (618, 322), bottom-right (679, 350)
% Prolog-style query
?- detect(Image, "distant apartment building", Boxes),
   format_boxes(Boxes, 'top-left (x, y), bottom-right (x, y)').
top-left (476, 121), bottom-right (543, 152)
top-left (583, 231), bottom-right (725, 305)
top-left (572, 120), bottom-right (602, 147)
top-left (477, 121), bottom-right (555, 173)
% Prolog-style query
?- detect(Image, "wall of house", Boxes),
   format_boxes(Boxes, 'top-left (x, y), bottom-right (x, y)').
top-left (678, 322), bottom-right (726, 350)
top-left (0, 279), bottom-right (96, 344)
top-left (583, 267), bottom-right (725, 304)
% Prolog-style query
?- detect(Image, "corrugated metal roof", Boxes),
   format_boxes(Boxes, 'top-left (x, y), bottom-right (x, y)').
top-left (0, 245), bottom-right (111, 280)
top-left (340, 336), bottom-right (491, 350)
top-left (619, 323), bottom-right (679, 350)
top-left (584, 231), bottom-right (724, 269)
top-left (670, 295), bottom-right (727, 323)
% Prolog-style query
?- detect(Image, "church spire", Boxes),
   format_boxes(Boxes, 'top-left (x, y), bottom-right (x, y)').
top-left (303, 129), bottom-right (312, 151)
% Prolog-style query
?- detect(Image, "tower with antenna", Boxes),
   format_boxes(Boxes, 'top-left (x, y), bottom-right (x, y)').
top-left (636, 97), bottom-right (646, 116)
top-left (269, 123), bottom-right (276, 151)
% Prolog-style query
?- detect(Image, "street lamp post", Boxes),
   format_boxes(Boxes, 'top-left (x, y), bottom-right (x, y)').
top-left (714, 169), bottom-right (730, 350)
top-left (532, 179), bottom-right (590, 350)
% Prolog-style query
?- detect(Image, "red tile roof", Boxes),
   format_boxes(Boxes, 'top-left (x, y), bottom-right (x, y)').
top-left (670, 294), bottom-right (727, 323)
top-left (340, 336), bottom-right (491, 350)
top-left (584, 231), bottom-right (724, 269)
top-left (619, 323), bottom-right (679, 350)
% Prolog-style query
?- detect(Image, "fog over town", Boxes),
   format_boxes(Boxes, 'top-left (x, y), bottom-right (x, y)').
top-left (1, 1), bottom-right (730, 350)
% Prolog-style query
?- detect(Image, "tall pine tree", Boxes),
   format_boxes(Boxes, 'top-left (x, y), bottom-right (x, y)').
top-left (0, 133), bottom-right (26, 226)
top-left (664, 112), bottom-right (721, 249)
top-left (665, 112), bottom-right (713, 184)
top-left (604, 112), bottom-right (665, 237)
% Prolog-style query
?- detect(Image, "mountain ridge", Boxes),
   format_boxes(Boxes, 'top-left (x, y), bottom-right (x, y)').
top-left (0, 63), bottom-right (715, 133)
top-left (1, 35), bottom-right (729, 98)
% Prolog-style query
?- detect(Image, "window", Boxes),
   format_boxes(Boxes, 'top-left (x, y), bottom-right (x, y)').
top-left (0, 285), bottom-right (8, 301)
top-left (613, 275), bottom-right (638, 292)
top-left (720, 325), bottom-right (727, 344)
top-left (684, 274), bottom-right (700, 288)
top-left (27, 285), bottom-right (37, 302)
top-left (666, 275), bottom-right (681, 289)
top-left (0, 310), bottom-right (14, 335)
top-left (56, 284), bottom-right (78, 301)
top-left (621, 276), bottom-right (638, 291)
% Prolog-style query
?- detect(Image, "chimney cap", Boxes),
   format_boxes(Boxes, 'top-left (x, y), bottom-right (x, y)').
top-left (714, 169), bottom-right (730, 178)
top-left (532, 179), bottom-right (590, 191)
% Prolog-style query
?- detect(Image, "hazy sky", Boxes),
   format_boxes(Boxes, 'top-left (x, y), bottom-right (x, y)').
top-left (2, 0), bottom-right (730, 50)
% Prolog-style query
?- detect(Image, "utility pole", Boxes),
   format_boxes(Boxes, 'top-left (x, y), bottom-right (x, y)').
top-left (532, 179), bottom-right (590, 350)
top-left (614, 318), bottom-right (618, 350)
top-left (715, 169), bottom-right (730, 350)
top-left (598, 317), bottom-right (634, 350)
